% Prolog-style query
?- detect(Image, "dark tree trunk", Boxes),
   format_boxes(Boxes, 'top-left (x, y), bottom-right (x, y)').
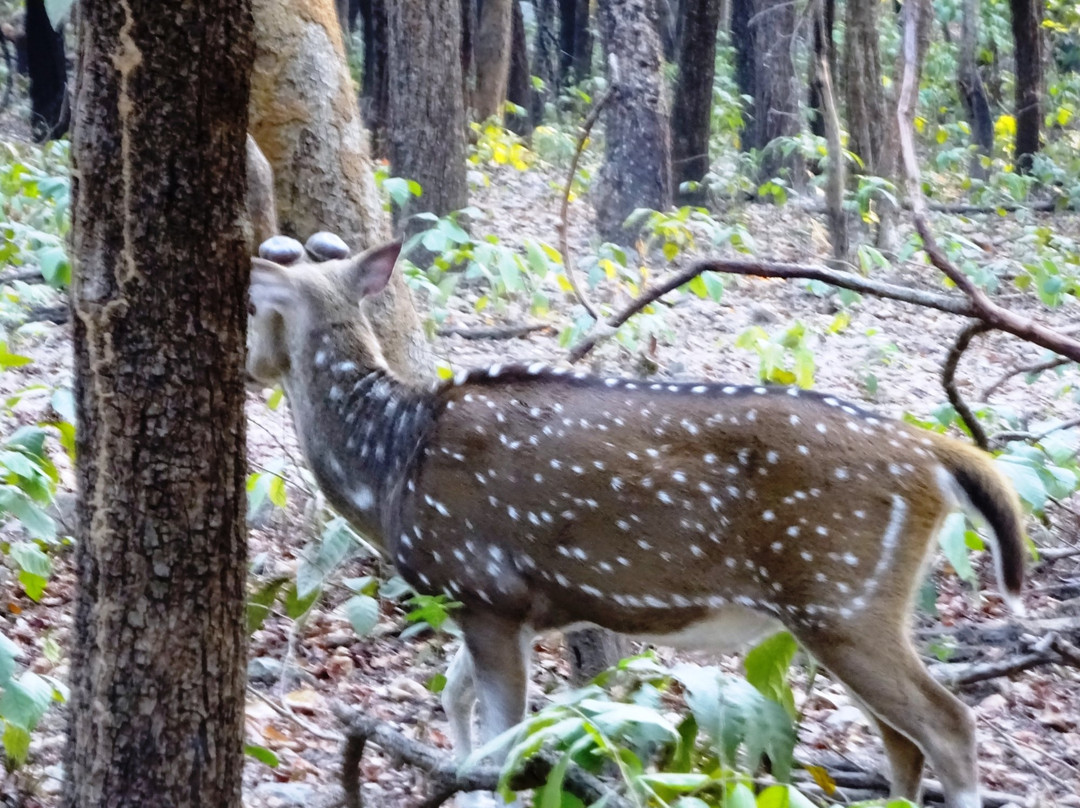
top-left (66, 2), bottom-right (253, 805)
top-left (358, 0), bottom-right (390, 158)
top-left (595, 0), bottom-right (672, 243)
top-left (474, 0), bottom-right (512, 120)
top-left (958, 0), bottom-right (993, 178)
top-left (507, 0), bottom-right (532, 134)
top-left (844, 0), bottom-right (887, 171)
top-left (558, 0), bottom-right (593, 85)
top-left (657, 0), bottom-right (679, 61)
top-left (532, 0), bottom-right (559, 122)
top-left (388, 0), bottom-right (468, 219)
top-left (670, 0), bottom-right (721, 194)
top-left (807, 0), bottom-right (834, 140)
top-left (730, 0), bottom-right (754, 148)
top-left (461, 0), bottom-right (476, 101)
top-left (1010, 0), bottom-right (1041, 171)
top-left (26, 0), bottom-right (67, 141)
top-left (748, 0), bottom-right (803, 184)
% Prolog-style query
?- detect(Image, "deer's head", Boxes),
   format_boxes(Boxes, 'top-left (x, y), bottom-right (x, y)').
top-left (246, 241), bottom-right (402, 388)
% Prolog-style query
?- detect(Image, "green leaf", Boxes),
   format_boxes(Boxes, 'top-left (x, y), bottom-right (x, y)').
top-left (0, 672), bottom-right (55, 730)
top-left (995, 456), bottom-right (1048, 511)
top-left (1, 723), bottom-right (31, 765)
top-left (244, 743), bottom-right (280, 767)
top-left (344, 594), bottom-right (380, 636)
top-left (0, 342), bottom-right (33, 369)
top-left (724, 782), bottom-right (757, 808)
top-left (247, 576), bottom-right (290, 635)
top-left (284, 582), bottom-right (320, 619)
top-left (540, 751), bottom-right (573, 808)
top-left (639, 772), bottom-right (711, 791)
top-left (686, 275), bottom-right (709, 299)
top-left (35, 246), bottom-right (70, 287)
top-left (0, 634), bottom-right (19, 684)
top-left (50, 387), bottom-right (76, 424)
top-left (0, 490), bottom-right (56, 540)
top-left (938, 513), bottom-right (977, 585)
top-left (743, 631), bottom-right (798, 718)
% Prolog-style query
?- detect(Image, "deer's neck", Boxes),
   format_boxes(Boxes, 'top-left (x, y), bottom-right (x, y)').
top-left (284, 329), bottom-right (436, 547)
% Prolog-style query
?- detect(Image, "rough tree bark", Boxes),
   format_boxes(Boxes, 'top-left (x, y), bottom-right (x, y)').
top-left (1010, 0), bottom-right (1042, 170)
top-left (65, 2), bottom-right (253, 806)
top-left (747, 0), bottom-right (803, 185)
top-left (730, 0), bottom-right (754, 146)
top-left (958, 0), bottom-right (993, 179)
top-left (507, 0), bottom-right (533, 134)
top-left (844, 0), bottom-right (887, 174)
top-left (387, 0), bottom-right (468, 219)
top-left (474, 0), bottom-right (513, 120)
top-left (595, 0), bottom-right (672, 243)
top-left (26, 0), bottom-right (68, 141)
top-left (249, 0), bottom-right (432, 378)
top-left (807, 0), bottom-right (834, 140)
top-left (532, 0), bottom-right (560, 122)
top-left (558, 0), bottom-right (593, 86)
top-left (670, 0), bottom-right (721, 194)
top-left (357, 0), bottom-right (390, 158)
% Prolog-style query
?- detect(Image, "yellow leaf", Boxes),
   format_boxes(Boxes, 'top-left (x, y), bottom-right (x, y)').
top-left (995, 114), bottom-right (1016, 137)
top-left (436, 363), bottom-right (455, 380)
top-left (935, 128), bottom-right (948, 144)
top-left (914, 116), bottom-right (926, 134)
top-left (806, 765), bottom-right (837, 795)
top-left (555, 274), bottom-right (574, 293)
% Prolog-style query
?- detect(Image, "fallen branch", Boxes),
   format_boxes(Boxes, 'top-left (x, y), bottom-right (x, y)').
top-left (435, 323), bottom-right (550, 340)
top-left (930, 631), bottom-right (1080, 688)
top-left (556, 89), bottom-right (612, 323)
top-left (989, 415), bottom-right (1080, 446)
top-left (22, 304), bottom-right (69, 324)
top-left (0, 268), bottom-right (47, 284)
top-left (332, 702), bottom-right (629, 808)
top-left (942, 321), bottom-right (992, 450)
top-left (796, 766), bottom-right (1026, 808)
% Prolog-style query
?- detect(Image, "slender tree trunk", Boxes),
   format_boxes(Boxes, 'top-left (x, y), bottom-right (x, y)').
top-left (461, 0), bottom-right (476, 101)
top-left (749, 0), bottom-right (803, 185)
top-left (730, 0), bottom-right (754, 150)
top-left (670, 0), bottom-right (721, 195)
top-left (388, 0), bottom-right (468, 219)
top-left (26, 0), bottom-right (67, 141)
top-left (474, 0), bottom-right (513, 120)
top-left (532, 0), bottom-right (559, 122)
top-left (249, 0), bottom-right (432, 379)
top-left (807, 0), bottom-right (834, 140)
top-left (1010, 0), bottom-right (1042, 171)
top-left (507, 0), bottom-right (532, 134)
top-left (844, 0), bottom-right (887, 172)
top-left (958, 0), bottom-right (993, 179)
top-left (818, 50), bottom-right (847, 260)
top-left (595, 0), bottom-right (672, 242)
top-left (65, 2), bottom-right (253, 805)
top-left (358, 0), bottom-right (390, 158)
top-left (558, 0), bottom-right (592, 85)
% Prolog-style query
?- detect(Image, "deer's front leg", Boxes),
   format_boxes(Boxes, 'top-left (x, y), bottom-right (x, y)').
top-left (442, 644), bottom-right (478, 760)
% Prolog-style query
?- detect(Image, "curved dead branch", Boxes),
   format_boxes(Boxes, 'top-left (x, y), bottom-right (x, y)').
top-left (942, 321), bottom-right (992, 451)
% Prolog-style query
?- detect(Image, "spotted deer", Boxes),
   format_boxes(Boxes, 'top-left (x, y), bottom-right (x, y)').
top-left (247, 238), bottom-right (1025, 808)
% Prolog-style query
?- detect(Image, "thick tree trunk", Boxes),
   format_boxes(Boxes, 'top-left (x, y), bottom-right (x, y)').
top-left (26, 0), bottom-right (67, 141)
top-left (474, 0), bottom-right (513, 120)
top-left (670, 0), bottom-right (721, 194)
top-left (1010, 0), bottom-right (1041, 171)
top-left (844, 0), bottom-right (887, 171)
top-left (807, 0), bottom-right (834, 140)
top-left (558, 0), bottom-right (593, 86)
top-left (65, 2), bottom-right (253, 805)
top-left (958, 0), bottom-right (993, 179)
top-left (507, 0), bottom-right (532, 134)
top-left (246, 135), bottom-right (278, 253)
top-left (249, 0), bottom-right (432, 379)
top-left (358, 0), bottom-right (390, 158)
top-left (595, 0), bottom-right (672, 243)
top-left (749, 0), bottom-right (803, 185)
top-left (388, 0), bottom-right (468, 218)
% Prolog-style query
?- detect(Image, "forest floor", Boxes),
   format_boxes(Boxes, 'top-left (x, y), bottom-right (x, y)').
top-left (1, 156), bottom-right (1079, 807)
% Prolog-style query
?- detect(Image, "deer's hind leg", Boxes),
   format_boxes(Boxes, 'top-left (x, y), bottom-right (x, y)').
top-left (799, 623), bottom-right (979, 808)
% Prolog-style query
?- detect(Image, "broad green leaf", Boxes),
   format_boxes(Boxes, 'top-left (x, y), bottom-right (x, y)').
top-left (743, 631), bottom-right (798, 718)
top-left (36, 246), bottom-right (70, 287)
top-left (246, 576), bottom-right (290, 634)
top-left (0, 634), bottom-right (19, 684)
top-left (344, 594), bottom-right (380, 636)
top-left (724, 782), bottom-right (757, 808)
top-left (244, 743), bottom-right (280, 767)
top-left (540, 751), bottom-right (573, 808)
top-left (995, 456), bottom-right (1048, 511)
top-left (0, 343), bottom-right (32, 369)
top-left (0, 490), bottom-right (56, 540)
top-left (284, 582), bottom-right (320, 619)
top-left (0, 672), bottom-right (54, 730)
top-left (1, 723), bottom-right (31, 765)
top-left (938, 513), bottom-right (977, 585)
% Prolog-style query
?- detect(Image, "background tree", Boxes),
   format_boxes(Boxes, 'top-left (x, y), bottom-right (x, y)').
top-left (559, 0), bottom-right (593, 86)
top-left (670, 0), bottom-right (721, 195)
top-left (1010, 0), bottom-right (1042, 170)
top-left (65, 1), bottom-right (253, 805)
top-left (507, 0), bottom-right (533, 134)
top-left (249, 0), bottom-right (432, 378)
top-left (844, 0), bottom-right (888, 175)
top-left (357, 0), bottom-right (390, 158)
top-left (807, 0), bottom-right (835, 140)
top-left (26, 0), bottom-right (67, 141)
top-left (958, 0), bottom-right (993, 178)
top-left (474, 0), bottom-right (513, 120)
top-left (595, 0), bottom-right (672, 242)
top-left (387, 0), bottom-right (468, 221)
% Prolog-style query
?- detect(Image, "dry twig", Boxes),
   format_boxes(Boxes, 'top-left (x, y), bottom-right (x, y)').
top-left (942, 321), bottom-right (992, 450)
top-left (436, 323), bottom-right (550, 340)
top-left (981, 356), bottom-right (1074, 400)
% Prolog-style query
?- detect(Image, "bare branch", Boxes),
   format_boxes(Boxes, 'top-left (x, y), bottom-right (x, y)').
top-left (981, 356), bottom-right (1074, 400)
top-left (557, 89), bottom-right (612, 323)
top-left (436, 323), bottom-right (551, 340)
top-left (942, 322), bottom-right (992, 451)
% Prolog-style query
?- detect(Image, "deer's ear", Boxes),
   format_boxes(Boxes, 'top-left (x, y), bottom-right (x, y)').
top-left (249, 257), bottom-right (297, 312)
top-left (343, 241), bottom-right (402, 300)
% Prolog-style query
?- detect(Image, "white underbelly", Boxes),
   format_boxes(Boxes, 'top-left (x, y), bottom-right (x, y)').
top-left (634, 604), bottom-right (784, 653)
